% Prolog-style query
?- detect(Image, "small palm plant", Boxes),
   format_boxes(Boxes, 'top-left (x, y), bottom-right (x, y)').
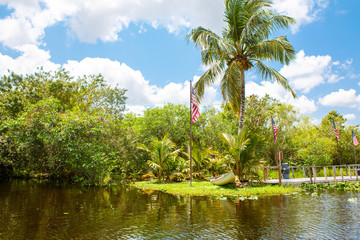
top-left (208, 155), bottom-right (229, 177)
top-left (220, 127), bottom-right (265, 180)
top-left (184, 145), bottom-right (214, 180)
top-left (137, 134), bottom-right (181, 181)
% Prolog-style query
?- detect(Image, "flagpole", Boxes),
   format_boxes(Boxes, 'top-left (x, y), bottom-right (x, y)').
top-left (331, 119), bottom-right (342, 165)
top-left (353, 145), bottom-right (357, 164)
top-left (337, 140), bottom-right (341, 165)
top-left (352, 130), bottom-right (358, 180)
top-left (353, 130), bottom-right (358, 165)
top-left (272, 116), bottom-right (281, 185)
top-left (189, 81), bottom-right (193, 187)
top-left (275, 140), bottom-right (282, 185)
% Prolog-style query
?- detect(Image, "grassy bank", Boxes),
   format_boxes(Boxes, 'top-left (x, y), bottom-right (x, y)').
top-left (133, 181), bottom-right (302, 197)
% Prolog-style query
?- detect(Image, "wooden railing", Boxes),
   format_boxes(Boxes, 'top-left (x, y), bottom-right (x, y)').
top-left (263, 164), bottom-right (360, 184)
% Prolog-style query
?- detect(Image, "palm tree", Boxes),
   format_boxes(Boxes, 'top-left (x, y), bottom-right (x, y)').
top-left (184, 145), bottom-right (214, 179)
top-left (208, 155), bottom-right (229, 177)
top-left (220, 128), bottom-right (250, 177)
top-left (220, 127), bottom-right (265, 179)
top-left (137, 134), bottom-right (181, 181)
top-left (187, 0), bottom-right (296, 133)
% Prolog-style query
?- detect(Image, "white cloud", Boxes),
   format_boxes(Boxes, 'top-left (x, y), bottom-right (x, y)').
top-left (0, 0), bottom-right (77, 48)
top-left (67, 0), bottom-right (225, 41)
top-left (0, 44), bottom-right (219, 113)
top-left (326, 74), bottom-right (344, 84)
top-left (64, 58), bottom-right (219, 112)
top-left (246, 81), bottom-right (317, 114)
top-left (64, 57), bottom-right (155, 106)
top-left (344, 114), bottom-right (356, 121)
top-left (0, 0), bottom-right (329, 48)
top-left (0, 44), bottom-right (59, 74)
top-left (273, 0), bottom-right (329, 32)
top-left (318, 89), bottom-right (360, 108)
top-left (0, 0), bottom-right (224, 47)
top-left (279, 50), bottom-right (344, 93)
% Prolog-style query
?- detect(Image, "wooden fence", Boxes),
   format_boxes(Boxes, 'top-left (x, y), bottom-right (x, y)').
top-left (263, 164), bottom-right (360, 184)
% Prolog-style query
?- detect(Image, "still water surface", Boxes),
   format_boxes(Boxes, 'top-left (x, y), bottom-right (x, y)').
top-left (1, 180), bottom-right (360, 239)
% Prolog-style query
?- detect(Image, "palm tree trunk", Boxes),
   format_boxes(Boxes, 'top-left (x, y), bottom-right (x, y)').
top-left (158, 158), bottom-right (162, 181)
top-left (236, 162), bottom-right (240, 177)
top-left (238, 69), bottom-right (246, 134)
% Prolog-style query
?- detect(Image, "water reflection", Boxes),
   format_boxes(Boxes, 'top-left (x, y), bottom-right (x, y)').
top-left (1, 181), bottom-right (360, 239)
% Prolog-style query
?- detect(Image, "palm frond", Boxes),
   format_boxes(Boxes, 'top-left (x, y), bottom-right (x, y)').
top-left (239, 4), bottom-right (295, 49)
top-left (224, 0), bottom-right (245, 41)
top-left (219, 132), bottom-right (236, 148)
top-left (194, 61), bottom-right (226, 101)
top-left (220, 61), bottom-right (242, 114)
top-left (251, 36), bottom-right (296, 64)
top-left (147, 160), bottom-right (161, 171)
top-left (186, 27), bottom-right (229, 55)
top-left (253, 61), bottom-right (296, 97)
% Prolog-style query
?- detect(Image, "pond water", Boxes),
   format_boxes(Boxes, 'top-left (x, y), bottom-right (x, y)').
top-left (1, 181), bottom-right (360, 239)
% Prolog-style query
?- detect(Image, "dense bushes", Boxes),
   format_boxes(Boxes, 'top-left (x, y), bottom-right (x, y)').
top-left (0, 70), bottom-right (128, 185)
top-left (1, 69), bottom-right (359, 185)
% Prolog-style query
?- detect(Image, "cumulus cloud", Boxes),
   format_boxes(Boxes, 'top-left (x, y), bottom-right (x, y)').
top-left (246, 81), bottom-right (317, 114)
top-left (64, 57), bottom-right (154, 106)
top-left (279, 50), bottom-right (346, 93)
top-left (0, 44), bottom-right (59, 74)
top-left (0, 0), bottom-right (329, 48)
top-left (0, 0), bottom-right (224, 47)
top-left (318, 89), bottom-right (360, 108)
top-left (0, 0), bottom-right (77, 48)
top-left (272, 0), bottom-right (329, 32)
top-left (344, 114), bottom-right (356, 121)
top-left (0, 45), bottom-right (218, 113)
top-left (64, 58), bottom-right (219, 111)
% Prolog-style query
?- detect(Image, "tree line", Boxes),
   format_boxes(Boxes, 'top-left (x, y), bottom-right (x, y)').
top-left (0, 70), bottom-right (358, 185)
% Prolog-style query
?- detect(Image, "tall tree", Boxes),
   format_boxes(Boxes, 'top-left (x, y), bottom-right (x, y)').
top-left (187, 0), bottom-right (296, 133)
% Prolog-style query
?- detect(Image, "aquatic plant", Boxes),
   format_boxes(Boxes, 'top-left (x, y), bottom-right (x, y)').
top-left (301, 181), bottom-right (360, 192)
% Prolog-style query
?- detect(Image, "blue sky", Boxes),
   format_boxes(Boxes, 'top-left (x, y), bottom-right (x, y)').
top-left (0, 0), bottom-right (359, 125)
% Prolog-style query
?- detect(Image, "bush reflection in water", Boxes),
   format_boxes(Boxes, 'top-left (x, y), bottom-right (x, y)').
top-left (1, 180), bottom-right (360, 239)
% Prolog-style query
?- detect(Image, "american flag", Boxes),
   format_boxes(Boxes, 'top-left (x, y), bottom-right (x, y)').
top-left (271, 117), bottom-right (278, 142)
top-left (332, 119), bottom-right (340, 141)
top-left (353, 130), bottom-right (359, 146)
top-left (191, 89), bottom-right (200, 123)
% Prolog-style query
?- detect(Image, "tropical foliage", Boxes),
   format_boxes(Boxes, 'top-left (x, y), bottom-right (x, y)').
top-left (0, 69), bottom-right (129, 185)
top-left (137, 134), bottom-right (181, 181)
top-left (1, 1), bottom-right (358, 186)
top-left (187, 0), bottom-right (296, 133)
top-left (0, 69), bottom-right (358, 185)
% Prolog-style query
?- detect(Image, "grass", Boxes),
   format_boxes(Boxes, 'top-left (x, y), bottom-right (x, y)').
top-left (133, 180), bottom-right (302, 197)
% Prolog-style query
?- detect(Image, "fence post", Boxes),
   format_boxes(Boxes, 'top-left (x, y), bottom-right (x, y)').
top-left (312, 166), bottom-right (317, 184)
top-left (302, 167), bottom-right (306, 178)
top-left (308, 166), bottom-right (312, 184)
top-left (264, 167), bottom-right (268, 181)
top-left (348, 166), bottom-right (352, 180)
top-left (291, 167), bottom-right (295, 179)
top-left (332, 166), bottom-right (336, 181)
top-left (323, 166), bottom-right (327, 183)
top-left (340, 167), bottom-right (344, 182)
